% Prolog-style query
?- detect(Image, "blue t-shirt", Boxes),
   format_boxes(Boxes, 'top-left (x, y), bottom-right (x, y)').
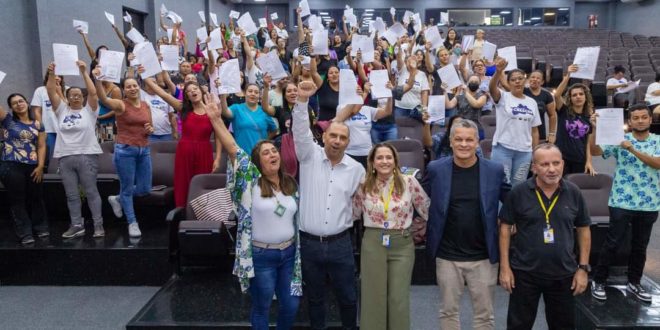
top-left (1, 115), bottom-right (45, 164)
top-left (229, 103), bottom-right (277, 154)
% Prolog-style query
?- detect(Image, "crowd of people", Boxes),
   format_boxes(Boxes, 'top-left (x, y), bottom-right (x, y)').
top-left (0, 5), bottom-right (659, 330)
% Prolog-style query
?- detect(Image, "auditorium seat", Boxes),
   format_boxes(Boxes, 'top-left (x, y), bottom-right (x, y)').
top-left (565, 173), bottom-right (613, 224)
top-left (480, 115), bottom-right (497, 140)
top-left (389, 139), bottom-right (425, 175)
top-left (134, 141), bottom-right (176, 208)
top-left (396, 116), bottom-right (424, 141)
top-left (479, 139), bottom-right (492, 159)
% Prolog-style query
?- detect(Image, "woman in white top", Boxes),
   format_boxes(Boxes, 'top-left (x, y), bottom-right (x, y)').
top-left (395, 51), bottom-right (430, 122)
top-left (488, 57), bottom-right (541, 186)
top-left (46, 61), bottom-right (105, 238)
top-left (470, 29), bottom-right (486, 62)
top-left (334, 82), bottom-right (394, 168)
top-left (646, 73), bottom-right (660, 121)
top-left (352, 142), bottom-right (430, 330)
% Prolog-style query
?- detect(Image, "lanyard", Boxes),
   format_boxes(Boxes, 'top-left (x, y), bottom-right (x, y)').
top-left (381, 180), bottom-right (395, 224)
top-left (535, 189), bottom-right (559, 228)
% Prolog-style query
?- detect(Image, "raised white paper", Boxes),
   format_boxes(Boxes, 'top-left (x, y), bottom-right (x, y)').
top-left (133, 42), bottom-right (162, 79)
top-left (440, 12), bottom-right (449, 25)
top-left (127, 28), bottom-right (145, 44)
top-left (210, 13), bottom-right (218, 27)
top-left (374, 17), bottom-right (387, 35)
top-left (104, 11), bottom-right (115, 26)
top-left (255, 50), bottom-right (288, 80)
top-left (160, 45), bottom-right (179, 71)
top-left (160, 4), bottom-right (167, 16)
top-left (595, 108), bottom-right (625, 145)
top-left (571, 46), bottom-right (601, 80)
top-left (427, 95), bottom-right (446, 123)
top-left (97, 49), bottom-right (125, 83)
top-left (345, 13), bottom-right (357, 27)
top-left (461, 35), bottom-right (474, 52)
top-left (271, 13), bottom-right (279, 20)
top-left (197, 27), bottom-right (209, 42)
top-left (437, 65), bottom-right (462, 90)
top-left (230, 11), bottom-right (240, 20)
top-left (53, 43), bottom-right (79, 76)
top-left (369, 70), bottom-right (392, 99)
top-left (412, 13), bottom-right (422, 32)
top-left (497, 46), bottom-right (518, 71)
top-left (73, 19), bottom-right (88, 34)
top-left (218, 59), bottom-right (241, 95)
top-left (482, 41), bottom-right (497, 62)
top-left (208, 28), bottom-right (224, 50)
top-left (259, 18), bottom-right (268, 28)
top-left (344, 8), bottom-right (353, 18)
top-left (0, 71), bottom-right (5, 85)
top-left (390, 7), bottom-right (396, 17)
top-left (123, 11), bottom-right (132, 23)
top-left (425, 26), bottom-right (443, 49)
top-left (312, 29), bottom-right (329, 55)
top-left (299, 0), bottom-right (311, 17)
top-left (237, 12), bottom-right (259, 36)
top-left (351, 35), bottom-right (375, 63)
top-left (403, 10), bottom-right (414, 23)
top-left (339, 69), bottom-right (363, 105)
top-left (198, 11), bottom-right (206, 23)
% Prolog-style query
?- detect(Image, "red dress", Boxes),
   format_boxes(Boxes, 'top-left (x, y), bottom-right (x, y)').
top-left (174, 112), bottom-right (214, 207)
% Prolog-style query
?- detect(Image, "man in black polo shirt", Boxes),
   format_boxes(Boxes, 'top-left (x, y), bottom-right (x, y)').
top-left (499, 143), bottom-right (591, 330)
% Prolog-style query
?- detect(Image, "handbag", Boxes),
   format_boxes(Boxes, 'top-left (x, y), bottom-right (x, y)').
top-left (189, 187), bottom-right (235, 227)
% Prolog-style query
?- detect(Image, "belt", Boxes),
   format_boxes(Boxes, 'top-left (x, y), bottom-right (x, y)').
top-left (300, 229), bottom-right (349, 243)
top-left (252, 237), bottom-right (294, 250)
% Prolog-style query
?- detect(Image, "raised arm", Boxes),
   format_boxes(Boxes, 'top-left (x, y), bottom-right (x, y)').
top-left (144, 76), bottom-right (183, 111)
top-left (292, 80), bottom-right (319, 162)
top-left (218, 94), bottom-right (234, 119)
top-left (445, 92), bottom-right (458, 109)
top-left (112, 24), bottom-right (130, 50)
top-left (373, 90), bottom-right (394, 120)
top-left (310, 56), bottom-right (324, 88)
top-left (260, 74), bottom-right (275, 116)
top-left (546, 97), bottom-right (557, 144)
top-left (79, 31), bottom-right (96, 60)
top-left (93, 67), bottom-right (125, 115)
top-left (588, 113), bottom-right (604, 156)
top-left (334, 104), bottom-right (362, 122)
top-left (424, 43), bottom-right (434, 73)
top-left (240, 30), bottom-right (254, 71)
top-left (78, 61), bottom-right (98, 111)
top-left (46, 62), bottom-right (63, 111)
top-left (554, 64), bottom-right (578, 110)
top-left (489, 57), bottom-right (507, 104)
top-left (296, 7), bottom-right (305, 44)
top-left (459, 52), bottom-right (469, 81)
top-left (465, 89), bottom-right (487, 108)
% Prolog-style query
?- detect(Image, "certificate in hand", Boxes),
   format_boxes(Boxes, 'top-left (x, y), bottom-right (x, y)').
top-left (218, 59), bottom-right (242, 95)
top-left (595, 108), bottom-right (625, 145)
top-left (53, 43), bottom-right (80, 76)
top-left (427, 95), bottom-right (445, 123)
top-left (437, 65), bottom-right (462, 91)
top-left (339, 69), bottom-right (363, 105)
top-left (237, 12), bottom-right (259, 36)
top-left (133, 42), bottom-right (162, 79)
top-left (369, 70), bottom-right (392, 99)
top-left (571, 46), bottom-right (600, 80)
top-left (97, 49), bottom-right (125, 83)
top-left (256, 50), bottom-right (288, 80)
top-left (160, 45), bottom-right (180, 71)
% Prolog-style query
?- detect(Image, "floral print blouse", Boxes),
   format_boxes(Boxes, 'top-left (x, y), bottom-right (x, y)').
top-left (226, 147), bottom-right (302, 296)
top-left (1, 115), bottom-right (44, 164)
top-left (352, 174), bottom-right (430, 230)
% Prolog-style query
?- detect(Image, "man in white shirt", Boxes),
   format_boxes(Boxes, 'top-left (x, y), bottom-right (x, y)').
top-left (606, 65), bottom-right (637, 108)
top-left (292, 81), bottom-right (365, 330)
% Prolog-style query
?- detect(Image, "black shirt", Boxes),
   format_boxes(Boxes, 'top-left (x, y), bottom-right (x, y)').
top-left (437, 160), bottom-right (489, 261)
top-left (332, 42), bottom-right (346, 62)
top-left (499, 178), bottom-right (591, 279)
top-left (316, 80), bottom-right (339, 121)
top-left (523, 87), bottom-right (554, 140)
top-left (555, 106), bottom-right (592, 163)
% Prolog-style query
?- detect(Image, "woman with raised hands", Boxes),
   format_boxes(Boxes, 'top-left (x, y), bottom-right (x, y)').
top-left (47, 61), bottom-right (105, 239)
top-left (524, 70), bottom-right (557, 143)
top-left (205, 90), bottom-right (303, 330)
top-left (94, 67), bottom-right (153, 238)
top-left (143, 73), bottom-right (222, 208)
top-left (445, 76), bottom-right (488, 140)
top-left (554, 64), bottom-right (596, 175)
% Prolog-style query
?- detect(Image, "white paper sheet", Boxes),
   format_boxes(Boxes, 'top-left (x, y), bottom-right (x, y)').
top-left (403, 10), bottom-right (414, 23)
top-left (271, 13), bottom-right (279, 20)
top-left (229, 11), bottom-right (240, 20)
top-left (461, 35), bottom-right (475, 52)
top-left (339, 69), bottom-right (363, 105)
top-left (344, 8), bottom-right (353, 18)
top-left (104, 11), bottom-right (115, 26)
top-left (218, 59), bottom-right (241, 95)
top-left (345, 13), bottom-right (357, 27)
top-left (53, 43), bottom-right (79, 76)
top-left (350, 35), bottom-right (375, 63)
top-left (160, 45), bottom-right (179, 71)
top-left (390, 7), bottom-right (396, 17)
top-left (123, 11), bottom-right (132, 23)
top-left (208, 28), bottom-right (223, 50)
top-left (160, 4), bottom-right (167, 16)
top-left (73, 20), bottom-right (88, 34)
top-left (237, 12), bottom-right (259, 36)
top-left (133, 42), bottom-right (162, 79)
top-left (482, 41), bottom-right (497, 62)
top-left (197, 11), bottom-right (206, 23)
top-left (571, 46), bottom-right (601, 80)
top-left (312, 29), bottom-right (329, 55)
top-left (440, 12), bottom-right (449, 25)
top-left (595, 108), bottom-right (625, 145)
top-left (618, 79), bottom-right (641, 94)
top-left (497, 46), bottom-right (518, 71)
top-left (126, 28), bottom-right (145, 44)
top-left (374, 17), bottom-right (386, 35)
top-left (369, 70), bottom-right (392, 99)
top-left (425, 26), bottom-right (443, 49)
top-left (437, 65), bottom-right (462, 90)
top-left (0, 71), bottom-right (5, 85)
top-left (97, 49), bottom-right (125, 83)
top-left (256, 50), bottom-right (288, 80)
top-left (210, 13), bottom-right (218, 27)
top-left (299, 0), bottom-right (311, 17)
top-left (259, 18), bottom-right (268, 28)
top-left (197, 27), bottom-right (209, 42)
top-left (427, 95), bottom-right (445, 123)
top-left (412, 13), bottom-right (422, 32)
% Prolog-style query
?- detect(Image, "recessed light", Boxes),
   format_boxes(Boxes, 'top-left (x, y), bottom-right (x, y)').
top-left (365, 9), bottom-right (374, 12)
top-left (319, 12), bottom-right (329, 15)
top-left (544, 12), bottom-right (556, 16)
top-left (558, 8), bottom-right (569, 11)
top-left (500, 11), bottom-right (511, 15)
top-left (531, 17), bottom-right (541, 20)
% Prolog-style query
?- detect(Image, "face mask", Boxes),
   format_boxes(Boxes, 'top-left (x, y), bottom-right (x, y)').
top-left (468, 82), bottom-right (480, 92)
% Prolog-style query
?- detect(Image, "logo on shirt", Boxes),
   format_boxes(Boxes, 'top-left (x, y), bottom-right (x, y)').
top-left (349, 112), bottom-right (368, 123)
top-left (62, 113), bottom-right (82, 129)
top-left (565, 118), bottom-right (589, 139)
top-left (511, 103), bottom-right (533, 116)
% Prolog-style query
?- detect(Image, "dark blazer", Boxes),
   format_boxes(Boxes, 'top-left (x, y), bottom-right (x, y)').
top-left (423, 156), bottom-right (510, 264)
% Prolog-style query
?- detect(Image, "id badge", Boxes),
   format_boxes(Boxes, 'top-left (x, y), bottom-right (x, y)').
top-left (543, 227), bottom-right (555, 244)
top-left (382, 234), bottom-right (391, 247)
top-left (274, 204), bottom-right (286, 217)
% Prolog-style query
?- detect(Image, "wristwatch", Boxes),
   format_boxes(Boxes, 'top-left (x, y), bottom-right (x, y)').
top-left (577, 264), bottom-right (591, 273)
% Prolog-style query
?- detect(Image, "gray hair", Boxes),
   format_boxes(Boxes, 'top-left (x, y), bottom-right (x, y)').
top-left (532, 143), bottom-right (562, 162)
top-left (449, 118), bottom-right (479, 139)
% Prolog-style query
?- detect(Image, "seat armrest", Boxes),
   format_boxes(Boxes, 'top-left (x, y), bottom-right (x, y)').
top-left (166, 207), bottom-right (186, 222)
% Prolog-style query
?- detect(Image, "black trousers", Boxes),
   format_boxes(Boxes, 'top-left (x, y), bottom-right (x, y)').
top-left (562, 158), bottom-right (585, 176)
top-left (507, 270), bottom-right (575, 330)
top-left (0, 161), bottom-right (48, 240)
top-left (594, 207), bottom-right (659, 284)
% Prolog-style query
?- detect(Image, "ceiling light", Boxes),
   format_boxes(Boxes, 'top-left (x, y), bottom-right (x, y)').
top-left (365, 9), bottom-right (374, 12)
top-left (558, 8), bottom-right (569, 11)
top-left (544, 12), bottom-right (556, 16)
top-left (506, 23), bottom-right (512, 26)
top-left (255, 0), bottom-right (266, 2)
top-left (531, 17), bottom-right (541, 20)
top-left (524, 20), bottom-right (531, 23)
top-left (491, 15), bottom-right (500, 18)
top-left (363, 13), bottom-right (373, 16)
top-left (319, 12), bottom-right (329, 15)
top-left (500, 10), bottom-right (511, 15)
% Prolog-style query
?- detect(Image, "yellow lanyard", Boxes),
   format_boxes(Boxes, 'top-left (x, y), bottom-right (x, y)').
top-left (381, 180), bottom-right (395, 224)
top-left (535, 189), bottom-right (559, 228)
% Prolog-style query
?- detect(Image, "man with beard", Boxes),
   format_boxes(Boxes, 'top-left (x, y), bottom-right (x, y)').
top-left (589, 104), bottom-right (660, 303)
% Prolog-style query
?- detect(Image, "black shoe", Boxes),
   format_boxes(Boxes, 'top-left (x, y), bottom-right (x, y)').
top-left (591, 281), bottom-right (607, 301)
top-left (627, 283), bottom-right (652, 303)
top-left (21, 236), bottom-right (35, 245)
top-left (36, 231), bottom-right (50, 238)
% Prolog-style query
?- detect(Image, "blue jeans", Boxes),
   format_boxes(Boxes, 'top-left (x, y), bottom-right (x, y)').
top-left (113, 144), bottom-right (152, 223)
top-left (394, 106), bottom-right (423, 122)
top-left (370, 122), bottom-right (398, 144)
top-left (490, 144), bottom-right (532, 187)
top-left (46, 133), bottom-right (57, 168)
top-left (249, 244), bottom-right (300, 330)
top-left (301, 232), bottom-right (357, 330)
top-left (149, 134), bottom-right (173, 141)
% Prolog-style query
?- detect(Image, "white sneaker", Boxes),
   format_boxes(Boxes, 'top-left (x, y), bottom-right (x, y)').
top-left (128, 222), bottom-right (142, 238)
top-left (108, 195), bottom-right (123, 218)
